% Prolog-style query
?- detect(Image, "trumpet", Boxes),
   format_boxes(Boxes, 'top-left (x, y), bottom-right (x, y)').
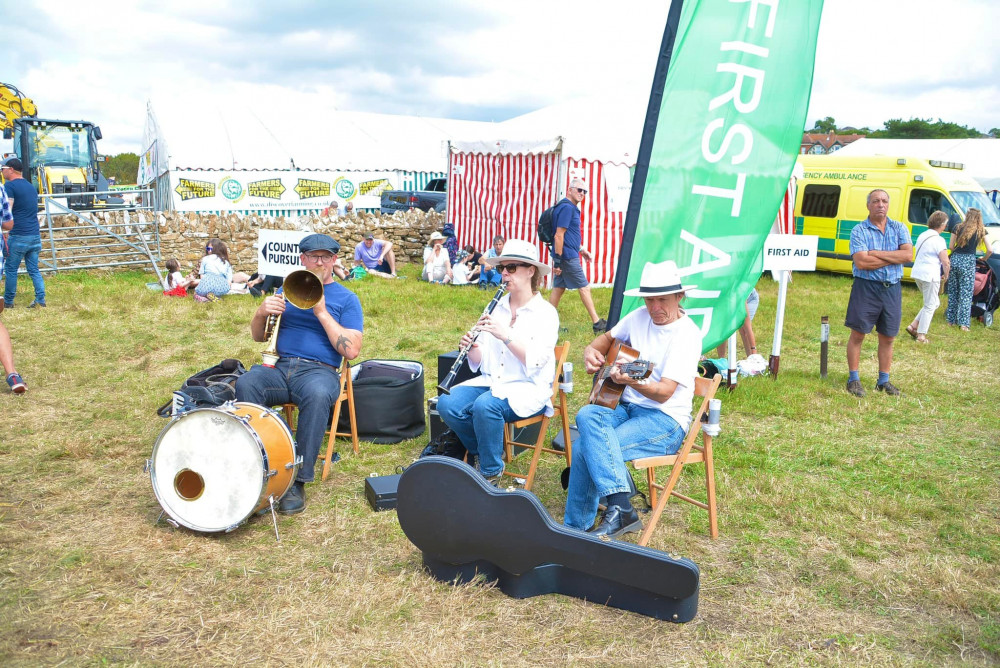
top-left (438, 282), bottom-right (507, 394)
top-left (261, 268), bottom-right (325, 367)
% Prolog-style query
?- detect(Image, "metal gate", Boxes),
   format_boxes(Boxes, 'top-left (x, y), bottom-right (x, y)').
top-left (16, 189), bottom-right (165, 280)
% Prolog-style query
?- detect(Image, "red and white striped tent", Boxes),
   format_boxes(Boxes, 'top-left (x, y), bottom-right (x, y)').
top-left (446, 98), bottom-right (643, 287)
top-left (446, 97), bottom-right (796, 287)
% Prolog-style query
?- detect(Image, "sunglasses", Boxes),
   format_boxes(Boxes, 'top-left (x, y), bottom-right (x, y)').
top-left (496, 263), bottom-right (527, 273)
top-left (575, 187), bottom-right (588, 195)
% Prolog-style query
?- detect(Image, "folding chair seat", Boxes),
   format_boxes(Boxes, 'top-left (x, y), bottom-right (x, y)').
top-left (501, 342), bottom-right (573, 491)
top-left (282, 359), bottom-right (359, 482)
top-left (630, 373), bottom-right (722, 545)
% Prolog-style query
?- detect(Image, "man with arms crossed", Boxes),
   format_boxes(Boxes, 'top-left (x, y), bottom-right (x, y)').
top-left (236, 234), bottom-right (363, 514)
top-left (549, 178), bottom-right (606, 333)
top-left (564, 261), bottom-right (702, 538)
top-left (845, 189), bottom-right (911, 397)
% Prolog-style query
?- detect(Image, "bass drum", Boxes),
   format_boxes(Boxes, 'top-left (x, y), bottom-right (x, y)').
top-left (149, 402), bottom-right (299, 533)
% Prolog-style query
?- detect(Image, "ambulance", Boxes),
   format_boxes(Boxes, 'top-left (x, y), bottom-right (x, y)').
top-left (794, 154), bottom-right (1000, 277)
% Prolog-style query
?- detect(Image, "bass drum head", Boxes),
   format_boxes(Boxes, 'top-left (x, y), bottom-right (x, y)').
top-left (151, 407), bottom-right (267, 532)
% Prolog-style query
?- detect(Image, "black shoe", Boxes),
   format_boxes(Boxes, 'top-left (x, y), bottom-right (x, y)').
top-left (588, 505), bottom-right (642, 539)
top-left (846, 379), bottom-right (865, 397)
top-left (875, 381), bottom-right (900, 396)
top-left (592, 318), bottom-right (608, 334)
top-left (28, 300), bottom-right (46, 308)
top-left (278, 481), bottom-right (306, 514)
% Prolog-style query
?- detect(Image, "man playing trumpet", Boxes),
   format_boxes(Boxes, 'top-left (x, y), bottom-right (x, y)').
top-left (236, 233), bottom-right (364, 515)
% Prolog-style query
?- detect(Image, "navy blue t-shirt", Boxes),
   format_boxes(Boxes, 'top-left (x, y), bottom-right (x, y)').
top-left (276, 282), bottom-right (363, 368)
top-left (3, 178), bottom-right (39, 236)
top-left (552, 197), bottom-right (581, 260)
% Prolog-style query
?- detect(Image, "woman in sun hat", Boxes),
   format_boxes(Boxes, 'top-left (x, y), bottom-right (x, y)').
top-left (564, 260), bottom-right (703, 539)
top-left (422, 231), bottom-right (453, 283)
top-left (437, 239), bottom-right (560, 486)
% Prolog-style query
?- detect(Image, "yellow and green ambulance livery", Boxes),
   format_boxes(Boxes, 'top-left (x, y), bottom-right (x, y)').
top-left (794, 154), bottom-right (1000, 277)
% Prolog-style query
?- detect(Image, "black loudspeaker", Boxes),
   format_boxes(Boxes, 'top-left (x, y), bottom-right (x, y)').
top-left (437, 350), bottom-right (480, 395)
top-left (364, 473), bottom-right (401, 511)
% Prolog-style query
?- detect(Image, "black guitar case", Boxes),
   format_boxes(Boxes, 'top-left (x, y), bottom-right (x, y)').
top-left (396, 457), bottom-right (699, 622)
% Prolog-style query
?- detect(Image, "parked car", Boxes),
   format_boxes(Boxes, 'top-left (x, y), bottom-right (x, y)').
top-left (380, 178), bottom-right (447, 214)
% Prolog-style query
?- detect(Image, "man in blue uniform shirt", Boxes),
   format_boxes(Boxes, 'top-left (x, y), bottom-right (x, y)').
top-left (236, 233), bottom-right (364, 514)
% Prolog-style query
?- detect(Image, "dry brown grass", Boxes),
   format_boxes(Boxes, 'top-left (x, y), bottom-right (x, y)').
top-left (0, 268), bottom-right (998, 666)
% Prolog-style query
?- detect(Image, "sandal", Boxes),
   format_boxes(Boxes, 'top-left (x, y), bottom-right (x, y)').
top-left (960, 325), bottom-right (970, 332)
top-left (905, 325), bottom-right (918, 340)
top-left (915, 336), bottom-right (929, 344)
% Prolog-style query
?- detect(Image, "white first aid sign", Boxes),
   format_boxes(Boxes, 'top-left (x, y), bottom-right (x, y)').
top-left (763, 234), bottom-right (818, 271)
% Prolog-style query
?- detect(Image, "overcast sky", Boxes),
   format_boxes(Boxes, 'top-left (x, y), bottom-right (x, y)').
top-left (5, 0), bottom-right (999, 156)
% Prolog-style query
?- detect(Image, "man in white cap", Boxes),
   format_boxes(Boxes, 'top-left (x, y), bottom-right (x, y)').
top-left (548, 178), bottom-right (606, 333)
top-left (564, 260), bottom-right (702, 538)
top-left (236, 233), bottom-right (364, 514)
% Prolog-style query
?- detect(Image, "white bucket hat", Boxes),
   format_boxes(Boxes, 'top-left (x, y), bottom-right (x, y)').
top-left (623, 260), bottom-right (696, 297)
top-left (484, 238), bottom-right (550, 276)
top-left (429, 231), bottom-right (446, 243)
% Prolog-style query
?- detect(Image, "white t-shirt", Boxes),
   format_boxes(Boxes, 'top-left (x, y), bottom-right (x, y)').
top-left (452, 263), bottom-right (470, 285)
top-left (911, 229), bottom-right (947, 282)
top-left (168, 271), bottom-right (185, 288)
top-left (607, 307), bottom-right (702, 430)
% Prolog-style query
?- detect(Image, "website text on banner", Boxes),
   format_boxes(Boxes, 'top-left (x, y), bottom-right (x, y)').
top-left (613, 0), bottom-right (824, 351)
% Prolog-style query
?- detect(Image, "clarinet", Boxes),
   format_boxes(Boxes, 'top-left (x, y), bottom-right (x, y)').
top-left (438, 283), bottom-right (507, 394)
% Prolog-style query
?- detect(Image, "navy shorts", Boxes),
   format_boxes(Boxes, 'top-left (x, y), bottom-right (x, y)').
top-left (553, 256), bottom-right (589, 290)
top-left (845, 278), bottom-right (902, 337)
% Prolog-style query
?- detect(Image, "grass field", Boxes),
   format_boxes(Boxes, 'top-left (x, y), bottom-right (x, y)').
top-left (1, 267), bottom-right (998, 666)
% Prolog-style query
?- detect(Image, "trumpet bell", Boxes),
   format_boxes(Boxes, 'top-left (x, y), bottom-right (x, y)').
top-left (283, 269), bottom-right (324, 309)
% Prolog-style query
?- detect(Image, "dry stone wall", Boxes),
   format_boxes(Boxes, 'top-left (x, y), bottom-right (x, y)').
top-left (41, 209), bottom-right (447, 274)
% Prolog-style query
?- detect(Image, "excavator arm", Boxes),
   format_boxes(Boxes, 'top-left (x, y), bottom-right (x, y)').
top-left (1, 82), bottom-right (38, 133)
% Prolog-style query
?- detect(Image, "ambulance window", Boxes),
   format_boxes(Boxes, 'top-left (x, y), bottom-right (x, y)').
top-left (801, 185), bottom-right (840, 218)
top-left (908, 189), bottom-right (957, 225)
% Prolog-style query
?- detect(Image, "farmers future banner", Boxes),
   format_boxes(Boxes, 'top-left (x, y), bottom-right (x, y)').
top-left (610, 0), bottom-right (824, 351)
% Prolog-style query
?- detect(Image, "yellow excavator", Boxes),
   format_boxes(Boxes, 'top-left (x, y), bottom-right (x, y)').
top-left (2, 81), bottom-right (120, 209)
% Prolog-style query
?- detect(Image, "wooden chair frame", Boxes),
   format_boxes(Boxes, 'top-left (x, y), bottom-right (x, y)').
top-left (501, 342), bottom-right (573, 491)
top-left (282, 359), bottom-right (359, 481)
top-left (630, 373), bottom-right (722, 546)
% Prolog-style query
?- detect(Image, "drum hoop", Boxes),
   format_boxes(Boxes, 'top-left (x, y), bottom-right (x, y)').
top-left (150, 405), bottom-right (272, 532)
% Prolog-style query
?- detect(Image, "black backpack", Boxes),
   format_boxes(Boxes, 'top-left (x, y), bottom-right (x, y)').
top-left (537, 204), bottom-right (557, 245)
top-left (156, 358), bottom-right (247, 417)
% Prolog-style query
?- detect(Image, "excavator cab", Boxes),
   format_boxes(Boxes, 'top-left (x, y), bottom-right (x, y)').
top-left (6, 117), bottom-right (117, 209)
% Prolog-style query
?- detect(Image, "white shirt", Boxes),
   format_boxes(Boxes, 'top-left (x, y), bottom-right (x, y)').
top-left (199, 254), bottom-right (233, 280)
top-left (607, 307), bottom-right (702, 430)
top-left (460, 292), bottom-right (560, 418)
top-left (911, 229), bottom-right (947, 282)
top-left (452, 263), bottom-right (470, 285)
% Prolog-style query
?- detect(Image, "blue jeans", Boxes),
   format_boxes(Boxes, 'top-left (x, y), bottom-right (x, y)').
top-left (479, 268), bottom-right (501, 286)
top-left (235, 357), bottom-right (340, 483)
top-left (437, 384), bottom-right (542, 477)
top-left (564, 402), bottom-right (684, 530)
top-left (4, 234), bottom-right (45, 306)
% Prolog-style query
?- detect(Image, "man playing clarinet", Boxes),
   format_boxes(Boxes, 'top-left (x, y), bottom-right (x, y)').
top-left (437, 240), bottom-right (559, 486)
top-left (564, 261), bottom-right (702, 538)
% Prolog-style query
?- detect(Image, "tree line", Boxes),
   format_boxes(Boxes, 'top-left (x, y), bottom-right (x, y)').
top-left (101, 116), bottom-right (998, 183)
top-left (809, 116), bottom-right (999, 139)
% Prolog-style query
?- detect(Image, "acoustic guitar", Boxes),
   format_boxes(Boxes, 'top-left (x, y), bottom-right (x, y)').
top-left (587, 340), bottom-right (654, 409)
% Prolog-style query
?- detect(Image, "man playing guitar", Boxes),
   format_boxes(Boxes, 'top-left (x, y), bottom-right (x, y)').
top-left (564, 260), bottom-right (703, 538)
